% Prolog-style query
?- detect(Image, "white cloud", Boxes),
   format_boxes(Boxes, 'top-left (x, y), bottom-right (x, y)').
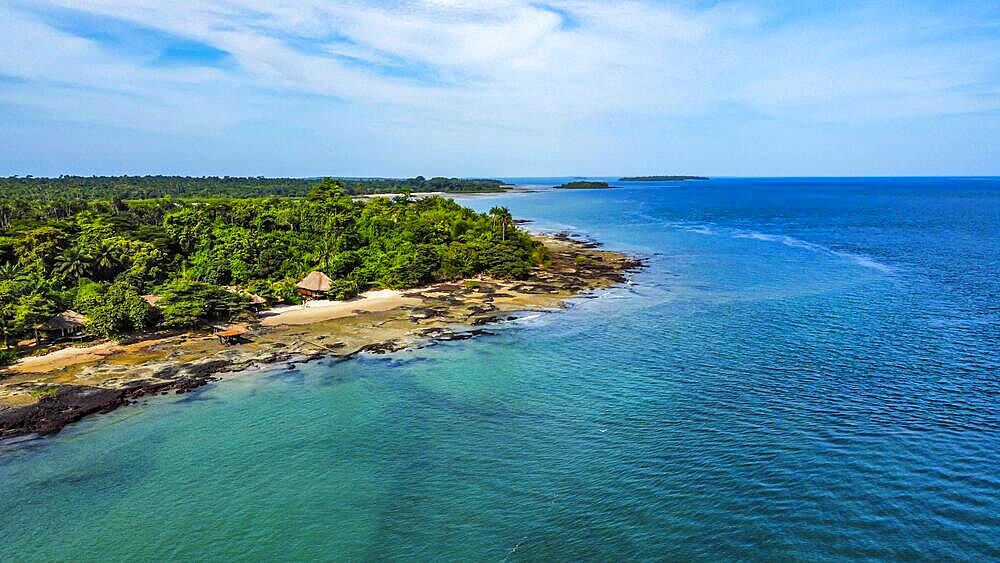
top-left (1, 0), bottom-right (998, 175)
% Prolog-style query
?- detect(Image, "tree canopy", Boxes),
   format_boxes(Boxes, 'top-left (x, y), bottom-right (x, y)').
top-left (0, 175), bottom-right (508, 203)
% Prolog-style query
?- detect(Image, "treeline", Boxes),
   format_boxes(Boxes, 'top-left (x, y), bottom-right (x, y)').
top-left (0, 178), bottom-right (541, 360)
top-left (0, 175), bottom-right (509, 201)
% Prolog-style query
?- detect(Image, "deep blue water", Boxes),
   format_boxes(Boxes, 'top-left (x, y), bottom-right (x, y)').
top-left (2, 177), bottom-right (999, 561)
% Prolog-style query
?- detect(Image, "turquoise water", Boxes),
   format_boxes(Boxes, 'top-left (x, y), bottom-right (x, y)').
top-left (2, 178), bottom-right (999, 560)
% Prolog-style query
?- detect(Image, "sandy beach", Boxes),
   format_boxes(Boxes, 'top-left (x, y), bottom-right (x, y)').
top-left (260, 289), bottom-right (421, 326)
top-left (8, 337), bottom-right (179, 375)
top-left (4, 290), bottom-right (420, 375)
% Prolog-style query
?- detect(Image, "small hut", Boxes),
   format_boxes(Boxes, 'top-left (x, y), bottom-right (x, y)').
top-left (224, 286), bottom-right (268, 312)
top-left (43, 310), bottom-right (86, 338)
top-left (246, 293), bottom-right (267, 312)
top-left (296, 271), bottom-right (333, 300)
top-left (142, 294), bottom-right (162, 307)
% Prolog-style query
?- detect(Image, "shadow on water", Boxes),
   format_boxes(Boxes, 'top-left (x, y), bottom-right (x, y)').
top-left (173, 386), bottom-right (221, 404)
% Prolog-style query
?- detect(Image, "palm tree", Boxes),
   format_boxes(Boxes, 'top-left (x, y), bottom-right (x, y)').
top-left (489, 207), bottom-right (514, 241)
top-left (92, 246), bottom-right (121, 279)
top-left (54, 248), bottom-right (92, 283)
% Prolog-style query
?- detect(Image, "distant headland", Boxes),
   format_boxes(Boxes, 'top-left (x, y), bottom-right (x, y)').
top-left (618, 175), bottom-right (709, 181)
top-left (0, 175), bottom-right (512, 199)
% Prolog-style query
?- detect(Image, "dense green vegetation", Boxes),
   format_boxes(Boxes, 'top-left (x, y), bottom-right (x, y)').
top-left (0, 178), bottom-right (541, 361)
top-left (553, 181), bottom-right (612, 189)
top-left (0, 175), bottom-right (509, 202)
top-left (618, 175), bottom-right (709, 181)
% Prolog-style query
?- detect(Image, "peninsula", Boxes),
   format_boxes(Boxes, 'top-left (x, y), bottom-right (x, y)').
top-left (0, 179), bottom-right (642, 438)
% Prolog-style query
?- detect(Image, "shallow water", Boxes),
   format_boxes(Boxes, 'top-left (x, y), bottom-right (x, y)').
top-left (2, 178), bottom-right (999, 561)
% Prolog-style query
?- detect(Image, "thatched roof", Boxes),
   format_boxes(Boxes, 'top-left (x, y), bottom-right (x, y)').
top-left (223, 286), bottom-right (267, 305)
top-left (142, 294), bottom-right (162, 306)
top-left (297, 271), bottom-right (333, 292)
top-left (44, 310), bottom-right (86, 331)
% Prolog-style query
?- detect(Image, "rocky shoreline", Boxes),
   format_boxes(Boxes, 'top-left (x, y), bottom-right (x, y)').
top-left (0, 234), bottom-right (644, 441)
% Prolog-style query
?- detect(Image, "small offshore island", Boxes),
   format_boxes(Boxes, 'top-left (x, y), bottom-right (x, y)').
top-left (619, 175), bottom-right (709, 181)
top-left (554, 181), bottom-right (614, 189)
top-left (0, 177), bottom-right (641, 439)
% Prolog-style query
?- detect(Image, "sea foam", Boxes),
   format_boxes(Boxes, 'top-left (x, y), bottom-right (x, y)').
top-left (672, 222), bottom-right (896, 273)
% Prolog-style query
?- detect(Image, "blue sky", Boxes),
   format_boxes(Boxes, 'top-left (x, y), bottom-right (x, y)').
top-left (1, 0), bottom-right (998, 177)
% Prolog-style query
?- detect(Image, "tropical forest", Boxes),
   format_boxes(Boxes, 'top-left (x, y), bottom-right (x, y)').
top-left (0, 178), bottom-right (540, 363)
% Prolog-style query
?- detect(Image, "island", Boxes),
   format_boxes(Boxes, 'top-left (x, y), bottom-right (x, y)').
top-left (553, 181), bottom-right (614, 189)
top-left (0, 178), bottom-right (642, 438)
top-left (618, 175), bottom-right (709, 181)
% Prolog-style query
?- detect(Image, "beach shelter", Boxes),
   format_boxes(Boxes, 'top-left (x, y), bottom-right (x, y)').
top-left (296, 271), bottom-right (333, 300)
top-left (246, 293), bottom-right (267, 311)
top-left (43, 310), bottom-right (86, 338)
top-left (223, 286), bottom-right (268, 311)
top-left (214, 324), bottom-right (250, 345)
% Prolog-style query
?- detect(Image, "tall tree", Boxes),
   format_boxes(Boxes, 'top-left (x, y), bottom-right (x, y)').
top-left (489, 207), bottom-right (513, 241)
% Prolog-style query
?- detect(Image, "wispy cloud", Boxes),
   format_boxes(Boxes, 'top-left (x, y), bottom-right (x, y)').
top-left (24, 4), bottom-right (233, 68)
top-left (1, 0), bottom-right (998, 175)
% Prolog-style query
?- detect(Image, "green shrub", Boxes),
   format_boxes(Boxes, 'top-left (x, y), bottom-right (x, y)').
top-left (0, 347), bottom-right (17, 367)
top-left (157, 280), bottom-right (249, 329)
top-left (82, 281), bottom-right (152, 339)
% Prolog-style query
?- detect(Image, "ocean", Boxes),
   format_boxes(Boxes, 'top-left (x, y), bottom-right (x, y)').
top-left (2, 177), bottom-right (998, 560)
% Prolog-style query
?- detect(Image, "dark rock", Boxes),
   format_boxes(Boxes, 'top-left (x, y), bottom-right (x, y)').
top-left (0, 386), bottom-right (126, 438)
top-left (358, 341), bottom-right (403, 355)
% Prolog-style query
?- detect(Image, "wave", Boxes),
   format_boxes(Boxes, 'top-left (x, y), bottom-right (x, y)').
top-left (522, 222), bottom-right (580, 235)
top-left (672, 222), bottom-right (896, 273)
top-left (830, 251), bottom-right (896, 273)
top-left (682, 225), bottom-right (718, 236)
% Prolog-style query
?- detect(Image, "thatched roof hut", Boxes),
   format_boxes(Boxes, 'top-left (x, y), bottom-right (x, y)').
top-left (142, 294), bottom-right (162, 306)
top-left (296, 271), bottom-right (333, 299)
top-left (224, 286), bottom-right (267, 308)
top-left (44, 310), bottom-right (86, 336)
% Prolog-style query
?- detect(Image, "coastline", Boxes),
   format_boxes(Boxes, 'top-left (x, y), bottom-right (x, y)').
top-left (0, 234), bottom-right (643, 441)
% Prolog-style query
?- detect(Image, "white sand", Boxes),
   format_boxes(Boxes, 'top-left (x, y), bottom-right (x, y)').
top-left (6, 290), bottom-right (419, 372)
top-left (259, 289), bottom-right (420, 326)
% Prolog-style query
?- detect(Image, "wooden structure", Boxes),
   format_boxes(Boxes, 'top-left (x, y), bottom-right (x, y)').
top-left (296, 271), bottom-right (333, 300)
top-left (43, 310), bottom-right (86, 338)
top-left (214, 325), bottom-right (250, 345)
